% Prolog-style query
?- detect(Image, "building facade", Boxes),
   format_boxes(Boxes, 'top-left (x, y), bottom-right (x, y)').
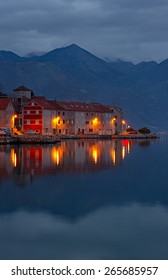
top-left (13, 85), bottom-right (34, 131)
top-left (0, 98), bottom-right (15, 132)
top-left (22, 97), bottom-right (123, 135)
top-left (0, 85), bottom-right (124, 135)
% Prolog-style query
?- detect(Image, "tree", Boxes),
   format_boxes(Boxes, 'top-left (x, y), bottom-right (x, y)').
top-left (138, 127), bottom-right (151, 134)
top-left (126, 127), bottom-right (134, 132)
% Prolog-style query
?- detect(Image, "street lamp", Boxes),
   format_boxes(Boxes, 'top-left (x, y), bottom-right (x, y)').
top-left (111, 117), bottom-right (117, 134)
top-left (53, 116), bottom-right (60, 134)
top-left (11, 114), bottom-right (17, 135)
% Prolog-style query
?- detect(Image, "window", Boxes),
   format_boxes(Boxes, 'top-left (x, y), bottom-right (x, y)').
top-left (86, 113), bottom-right (89, 116)
top-left (58, 120), bottom-right (60, 124)
top-left (30, 110), bottom-right (36, 114)
top-left (36, 120), bottom-right (39, 124)
top-left (86, 121), bottom-right (89, 125)
top-left (89, 129), bottom-right (93, 132)
top-left (30, 120), bottom-right (35, 124)
top-left (63, 120), bottom-right (65, 124)
top-left (63, 112), bottom-right (65, 116)
top-left (58, 111), bottom-right (60, 115)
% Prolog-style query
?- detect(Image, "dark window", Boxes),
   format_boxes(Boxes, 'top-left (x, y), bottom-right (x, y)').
top-left (115, 123), bottom-right (117, 126)
top-left (63, 120), bottom-right (65, 124)
top-left (58, 112), bottom-right (60, 115)
top-left (86, 113), bottom-right (88, 116)
top-left (30, 120), bottom-right (35, 124)
top-left (58, 120), bottom-right (60, 124)
top-left (63, 112), bottom-right (65, 115)
top-left (59, 129), bottom-right (61, 134)
top-left (89, 129), bottom-right (93, 132)
top-left (91, 113), bottom-right (93, 116)
top-left (86, 121), bottom-right (89, 124)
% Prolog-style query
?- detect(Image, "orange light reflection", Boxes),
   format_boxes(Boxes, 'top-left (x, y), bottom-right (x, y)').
top-left (10, 148), bottom-right (17, 167)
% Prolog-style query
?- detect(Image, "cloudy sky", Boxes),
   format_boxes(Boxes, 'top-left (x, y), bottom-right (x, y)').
top-left (0, 0), bottom-right (168, 62)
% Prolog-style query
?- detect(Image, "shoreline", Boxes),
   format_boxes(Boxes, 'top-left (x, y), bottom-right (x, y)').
top-left (0, 133), bottom-right (159, 144)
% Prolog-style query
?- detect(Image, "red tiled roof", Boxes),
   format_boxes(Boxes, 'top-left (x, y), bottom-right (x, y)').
top-left (47, 100), bottom-right (65, 110)
top-left (24, 97), bottom-right (57, 110)
top-left (23, 96), bottom-right (119, 113)
top-left (13, 85), bottom-right (32, 92)
top-left (56, 102), bottom-right (113, 112)
top-left (0, 98), bottom-right (10, 110)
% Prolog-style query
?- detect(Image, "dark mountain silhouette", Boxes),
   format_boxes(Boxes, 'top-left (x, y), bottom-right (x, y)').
top-left (0, 44), bottom-right (168, 130)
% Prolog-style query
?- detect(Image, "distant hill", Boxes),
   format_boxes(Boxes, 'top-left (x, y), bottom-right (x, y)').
top-left (0, 44), bottom-right (168, 131)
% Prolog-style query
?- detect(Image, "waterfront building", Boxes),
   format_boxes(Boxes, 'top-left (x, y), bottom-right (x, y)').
top-left (13, 85), bottom-right (34, 131)
top-left (0, 98), bottom-right (15, 132)
top-left (0, 85), bottom-right (123, 135)
top-left (22, 97), bottom-right (123, 135)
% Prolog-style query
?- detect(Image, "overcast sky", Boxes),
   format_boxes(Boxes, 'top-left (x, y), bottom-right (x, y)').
top-left (0, 0), bottom-right (168, 62)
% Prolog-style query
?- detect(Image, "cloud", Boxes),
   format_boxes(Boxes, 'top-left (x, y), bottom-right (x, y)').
top-left (1, 204), bottom-right (168, 259)
top-left (0, 0), bottom-right (168, 61)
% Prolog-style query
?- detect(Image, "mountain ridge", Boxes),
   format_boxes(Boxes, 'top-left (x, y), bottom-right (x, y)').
top-left (0, 44), bottom-right (168, 130)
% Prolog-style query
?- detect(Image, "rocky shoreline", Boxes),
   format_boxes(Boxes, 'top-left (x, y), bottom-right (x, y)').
top-left (0, 133), bottom-right (159, 144)
top-left (0, 135), bottom-right (61, 144)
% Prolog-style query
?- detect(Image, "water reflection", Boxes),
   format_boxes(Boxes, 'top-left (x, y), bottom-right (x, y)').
top-left (2, 138), bottom-right (167, 260)
top-left (0, 139), bottom-right (141, 186)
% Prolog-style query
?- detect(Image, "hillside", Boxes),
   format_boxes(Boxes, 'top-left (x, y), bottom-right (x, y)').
top-left (0, 44), bottom-right (168, 130)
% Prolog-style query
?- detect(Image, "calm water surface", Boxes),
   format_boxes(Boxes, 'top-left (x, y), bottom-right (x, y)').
top-left (0, 138), bottom-right (168, 259)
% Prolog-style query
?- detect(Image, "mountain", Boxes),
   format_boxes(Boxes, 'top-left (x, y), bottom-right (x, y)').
top-left (0, 50), bottom-right (23, 62)
top-left (0, 44), bottom-right (168, 130)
